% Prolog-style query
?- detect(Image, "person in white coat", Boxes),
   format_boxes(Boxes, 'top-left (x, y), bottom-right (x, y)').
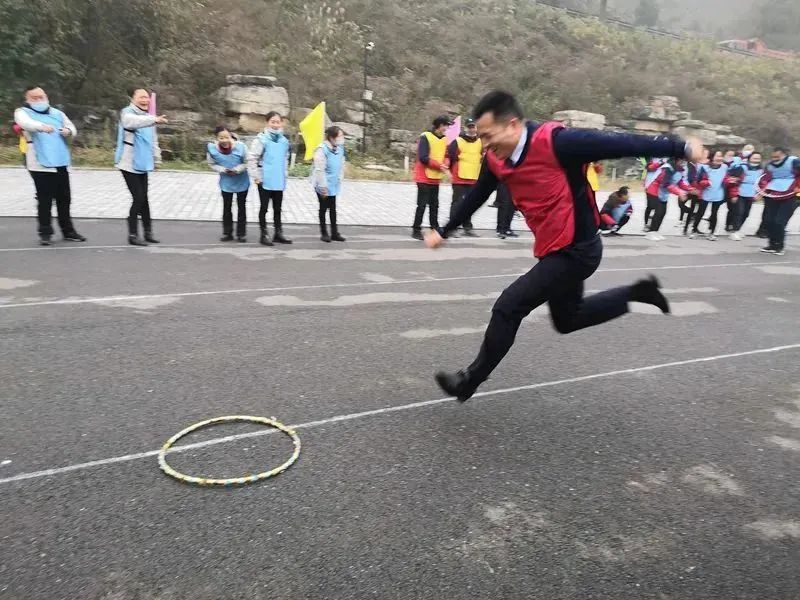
top-left (14, 86), bottom-right (86, 245)
top-left (114, 87), bottom-right (168, 246)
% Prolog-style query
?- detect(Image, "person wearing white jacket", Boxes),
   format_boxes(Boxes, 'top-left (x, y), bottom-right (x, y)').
top-left (114, 87), bottom-right (168, 246)
top-left (14, 86), bottom-right (86, 245)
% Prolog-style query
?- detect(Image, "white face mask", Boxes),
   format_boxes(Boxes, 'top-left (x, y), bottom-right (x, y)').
top-left (334, 137), bottom-right (345, 147)
top-left (268, 127), bottom-right (283, 136)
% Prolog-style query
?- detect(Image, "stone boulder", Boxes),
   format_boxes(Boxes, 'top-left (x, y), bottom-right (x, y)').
top-left (671, 121), bottom-right (718, 146)
top-left (389, 141), bottom-right (416, 156)
top-left (225, 75), bottom-right (278, 86)
top-left (716, 134), bottom-right (747, 146)
top-left (222, 74), bottom-right (290, 128)
top-left (631, 95), bottom-right (682, 122)
top-left (334, 121), bottom-right (364, 141)
top-left (552, 110), bottom-right (606, 130)
top-left (389, 128), bottom-right (416, 143)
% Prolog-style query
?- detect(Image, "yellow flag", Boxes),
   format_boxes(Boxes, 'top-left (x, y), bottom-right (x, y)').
top-left (300, 102), bottom-right (325, 161)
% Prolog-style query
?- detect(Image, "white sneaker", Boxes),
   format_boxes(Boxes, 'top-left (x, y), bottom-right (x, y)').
top-left (645, 231), bottom-right (661, 241)
top-left (707, 234), bottom-right (718, 241)
top-left (729, 232), bottom-right (742, 241)
top-left (688, 232), bottom-right (697, 239)
top-left (657, 234), bottom-right (666, 241)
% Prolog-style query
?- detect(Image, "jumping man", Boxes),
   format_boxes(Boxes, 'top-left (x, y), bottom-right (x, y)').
top-left (425, 91), bottom-right (703, 401)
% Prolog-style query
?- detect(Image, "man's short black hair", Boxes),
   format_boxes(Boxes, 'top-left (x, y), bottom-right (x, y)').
top-left (432, 115), bottom-right (452, 128)
top-left (472, 90), bottom-right (524, 122)
top-left (24, 85), bottom-right (42, 93)
top-left (773, 146), bottom-right (789, 154)
top-left (618, 186), bottom-right (630, 195)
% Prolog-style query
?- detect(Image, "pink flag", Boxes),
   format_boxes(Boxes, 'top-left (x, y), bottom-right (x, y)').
top-left (445, 116), bottom-right (461, 143)
top-left (148, 92), bottom-right (157, 116)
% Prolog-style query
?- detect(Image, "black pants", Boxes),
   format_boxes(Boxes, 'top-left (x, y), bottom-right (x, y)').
top-left (767, 199), bottom-right (799, 251)
top-left (317, 193), bottom-right (339, 232)
top-left (31, 168), bottom-right (75, 237)
top-left (121, 170), bottom-right (151, 236)
top-left (467, 235), bottom-right (629, 384)
top-left (222, 190), bottom-right (248, 238)
top-left (725, 197), bottom-right (738, 231)
top-left (757, 199), bottom-right (772, 236)
top-left (693, 201), bottom-right (722, 234)
top-left (450, 184), bottom-right (474, 230)
top-left (644, 194), bottom-right (659, 228)
top-left (648, 200), bottom-right (668, 232)
top-left (678, 198), bottom-right (691, 223)
top-left (413, 183), bottom-right (440, 231)
top-left (496, 183), bottom-right (514, 233)
top-left (736, 197), bottom-right (754, 232)
top-left (682, 195), bottom-right (701, 234)
top-left (258, 188), bottom-right (283, 231)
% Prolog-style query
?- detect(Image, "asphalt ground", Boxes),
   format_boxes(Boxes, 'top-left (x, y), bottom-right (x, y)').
top-left (1, 218), bottom-right (799, 600)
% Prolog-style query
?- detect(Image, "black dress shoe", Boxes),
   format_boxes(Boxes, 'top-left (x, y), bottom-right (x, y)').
top-left (629, 275), bottom-right (670, 314)
top-left (331, 232), bottom-right (346, 242)
top-left (435, 370), bottom-right (479, 402)
top-left (411, 230), bottom-right (423, 240)
top-left (220, 234), bottom-right (234, 242)
top-left (63, 232), bottom-right (86, 242)
top-left (273, 230), bottom-right (292, 244)
top-left (144, 232), bottom-right (160, 244)
top-left (496, 231), bottom-right (507, 239)
top-left (504, 230), bottom-right (519, 238)
top-left (260, 232), bottom-right (274, 246)
top-left (128, 235), bottom-right (148, 246)
top-left (39, 236), bottom-right (52, 246)
top-left (321, 233), bottom-right (332, 243)
top-left (463, 229), bottom-right (479, 237)
top-left (237, 237), bottom-right (247, 243)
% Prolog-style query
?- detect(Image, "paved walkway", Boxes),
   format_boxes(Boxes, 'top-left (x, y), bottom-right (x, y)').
top-left (1, 166), bottom-right (790, 236)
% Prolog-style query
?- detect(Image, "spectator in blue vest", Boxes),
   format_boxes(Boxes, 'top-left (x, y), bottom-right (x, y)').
top-left (114, 87), bottom-right (168, 246)
top-left (14, 86), bottom-right (86, 246)
top-left (312, 126), bottom-right (347, 243)
top-left (207, 126), bottom-right (250, 242)
top-left (757, 147), bottom-right (800, 256)
top-left (248, 111), bottom-right (292, 246)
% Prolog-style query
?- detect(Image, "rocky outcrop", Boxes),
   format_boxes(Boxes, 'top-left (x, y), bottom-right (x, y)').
top-left (552, 110), bottom-right (606, 130)
top-left (222, 74), bottom-right (290, 133)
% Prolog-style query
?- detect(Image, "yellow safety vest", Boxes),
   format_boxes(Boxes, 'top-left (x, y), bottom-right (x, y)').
top-left (587, 163), bottom-right (600, 192)
top-left (422, 131), bottom-right (448, 180)
top-left (456, 137), bottom-right (482, 181)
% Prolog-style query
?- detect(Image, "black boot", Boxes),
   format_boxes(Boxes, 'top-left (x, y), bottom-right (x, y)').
top-left (144, 230), bottom-right (160, 244)
top-left (435, 369), bottom-right (479, 403)
top-left (629, 275), bottom-right (670, 314)
top-left (273, 229), bottom-right (292, 244)
top-left (128, 235), bottom-right (148, 246)
top-left (39, 235), bottom-right (52, 246)
top-left (411, 230), bottom-right (423, 240)
top-left (260, 229), bottom-right (274, 246)
top-left (331, 228), bottom-right (346, 242)
top-left (320, 224), bottom-right (331, 243)
top-left (220, 234), bottom-right (234, 242)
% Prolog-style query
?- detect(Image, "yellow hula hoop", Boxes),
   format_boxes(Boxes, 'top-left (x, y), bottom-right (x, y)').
top-left (158, 415), bottom-right (301, 486)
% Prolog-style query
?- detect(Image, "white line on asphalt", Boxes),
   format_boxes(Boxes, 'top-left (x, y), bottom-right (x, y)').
top-left (0, 261), bottom-right (793, 310)
top-left (1, 342), bottom-right (798, 486)
top-left (0, 239), bottom-right (431, 252)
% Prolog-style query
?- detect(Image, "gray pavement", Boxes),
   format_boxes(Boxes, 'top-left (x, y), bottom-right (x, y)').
top-left (0, 218), bottom-right (799, 599)
top-left (3, 166), bottom-right (798, 236)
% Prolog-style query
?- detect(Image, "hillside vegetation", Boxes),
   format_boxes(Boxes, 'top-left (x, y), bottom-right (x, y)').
top-left (2, 0), bottom-right (800, 150)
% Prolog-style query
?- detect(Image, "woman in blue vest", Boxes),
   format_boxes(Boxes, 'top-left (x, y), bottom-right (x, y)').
top-left (311, 126), bottom-right (347, 243)
top-left (731, 151), bottom-right (764, 240)
top-left (247, 111), bottom-right (292, 245)
top-left (14, 85), bottom-right (86, 245)
top-left (692, 149), bottom-right (728, 241)
top-left (758, 147), bottom-right (800, 255)
top-left (114, 87), bottom-right (168, 246)
top-left (207, 126), bottom-right (250, 242)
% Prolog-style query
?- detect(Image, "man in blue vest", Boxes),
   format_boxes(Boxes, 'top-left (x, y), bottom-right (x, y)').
top-left (14, 86), bottom-right (86, 246)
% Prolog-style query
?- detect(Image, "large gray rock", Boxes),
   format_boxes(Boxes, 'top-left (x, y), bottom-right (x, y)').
top-left (224, 84), bottom-right (290, 118)
top-left (716, 134), bottom-right (747, 146)
top-left (632, 95), bottom-right (682, 122)
top-left (672, 119), bottom-right (707, 129)
top-left (552, 110), bottom-right (606, 130)
top-left (707, 123), bottom-right (733, 135)
top-left (225, 74), bottom-right (277, 86)
top-left (389, 141), bottom-right (416, 156)
top-left (632, 119), bottom-right (672, 133)
top-left (344, 109), bottom-right (372, 124)
top-left (333, 121), bottom-right (364, 140)
top-left (389, 128), bottom-right (416, 143)
top-left (672, 125), bottom-right (718, 146)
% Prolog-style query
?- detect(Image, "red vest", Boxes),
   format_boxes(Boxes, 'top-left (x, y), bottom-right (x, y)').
top-left (485, 121), bottom-right (599, 258)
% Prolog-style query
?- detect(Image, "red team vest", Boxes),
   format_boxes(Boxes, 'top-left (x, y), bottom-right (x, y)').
top-left (485, 122), bottom-right (599, 258)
